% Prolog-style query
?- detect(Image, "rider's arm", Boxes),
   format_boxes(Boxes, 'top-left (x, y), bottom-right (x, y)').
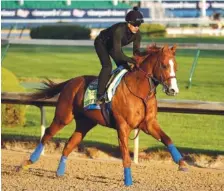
top-left (113, 27), bottom-right (136, 64)
top-left (133, 32), bottom-right (149, 56)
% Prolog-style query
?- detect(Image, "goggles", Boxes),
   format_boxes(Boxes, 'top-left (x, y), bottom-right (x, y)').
top-left (129, 19), bottom-right (144, 27)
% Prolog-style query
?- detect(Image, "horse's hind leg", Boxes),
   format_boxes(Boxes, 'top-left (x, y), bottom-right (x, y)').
top-left (17, 117), bottom-right (73, 171)
top-left (17, 95), bottom-right (74, 171)
top-left (56, 118), bottom-right (96, 176)
top-left (143, 119), bottom-right (188, 171)
top-left (31, 117), bottom-right (73, 162)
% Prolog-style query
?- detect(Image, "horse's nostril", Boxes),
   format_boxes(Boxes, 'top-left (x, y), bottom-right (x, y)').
top-left (169, 88), bottom-right (175, 93)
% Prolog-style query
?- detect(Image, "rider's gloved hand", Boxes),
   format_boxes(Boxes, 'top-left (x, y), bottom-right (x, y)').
top-left (127, 57), bottom-right (136, 71)
top-left (127, 62), bottom-right (135, 71)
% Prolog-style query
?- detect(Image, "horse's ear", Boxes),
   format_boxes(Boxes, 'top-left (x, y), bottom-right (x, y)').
top-left (171, 44), bottom-right (177, 54)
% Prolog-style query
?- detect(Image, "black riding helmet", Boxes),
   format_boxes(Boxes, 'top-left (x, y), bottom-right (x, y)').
top-left (125, 7), bottom-right (144, 27)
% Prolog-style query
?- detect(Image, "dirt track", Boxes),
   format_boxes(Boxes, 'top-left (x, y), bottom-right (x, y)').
top-left (2, 149), bottom-right (224, 191)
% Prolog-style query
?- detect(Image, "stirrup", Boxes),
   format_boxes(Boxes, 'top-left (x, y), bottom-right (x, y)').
top-left (96, 95), bottom-right (105, 105)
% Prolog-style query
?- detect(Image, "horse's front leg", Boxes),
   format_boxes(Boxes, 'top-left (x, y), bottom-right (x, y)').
top-left (117, 123), bottom-right (132, 186)
top-left (143, 119), bottom-right (188, 171)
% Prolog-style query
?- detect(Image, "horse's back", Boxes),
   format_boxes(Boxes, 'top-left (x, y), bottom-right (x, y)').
top-left (67, 75), bottom-right (97, 89)
top-left (60, 75), bottom-right (97, 108)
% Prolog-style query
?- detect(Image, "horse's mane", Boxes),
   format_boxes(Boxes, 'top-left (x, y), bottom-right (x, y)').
top-left (146, 44), bottom-right (161, 53)
top-left (135, 44), bottom-right (161, 66)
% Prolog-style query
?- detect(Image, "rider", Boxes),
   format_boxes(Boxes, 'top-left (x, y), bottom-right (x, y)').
top-left (94, 6), bottom-right (147, 104)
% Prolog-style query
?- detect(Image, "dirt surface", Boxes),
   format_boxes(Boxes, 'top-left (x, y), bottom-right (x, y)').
top-left (2, 148), bottom-right (224, 191)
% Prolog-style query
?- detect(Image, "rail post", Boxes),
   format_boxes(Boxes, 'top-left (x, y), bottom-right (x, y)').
top-left (19, 26), bottom-right (26, 39)
top-left (39, 106), bottom-right (46, 155)
top-left (1, 39), bottom-right (10, 63)
top-left (133, 129), bottom-right (139, 164)
top-left (187, 49), bottom-right (200, 89)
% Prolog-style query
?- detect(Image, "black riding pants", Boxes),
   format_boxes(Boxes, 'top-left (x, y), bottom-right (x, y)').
top-left (94, 37), bottom-right (128, 97)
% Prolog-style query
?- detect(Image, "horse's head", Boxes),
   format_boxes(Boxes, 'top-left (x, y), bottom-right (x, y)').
top-left (137, 44), bottom-right (179, 96)
top-left (154, 44), bottom-right (179, 96)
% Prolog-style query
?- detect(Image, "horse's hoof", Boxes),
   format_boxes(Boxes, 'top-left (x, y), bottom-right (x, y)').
top-left (125, 182), bottom-right (133, 186)
top-left (56, 157), bottom-right (66, 177)
top-left (56, 172), bottom-right (65, 177)
top-left (178, 160), bottom-right (189, 172)
top-left (16, 160), bottom-right (32, 172)
top-left (15, 165), bottom-right (22, 172)
top-left (56, 167), bottom-right (65, 177)
top-left (178, 166), bottom-right (188, 172)
top-left (22, 164), bottom-right (30, 170)
top-left (15, 164), bottom-right (30, 172)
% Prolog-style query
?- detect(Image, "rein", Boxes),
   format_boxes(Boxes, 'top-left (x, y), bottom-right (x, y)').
top-left (124, 69), bottom-right (156, 104)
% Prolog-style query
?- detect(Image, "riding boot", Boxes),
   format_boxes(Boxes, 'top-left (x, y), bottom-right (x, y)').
top-left (97, 66), bottom-right (111, 105)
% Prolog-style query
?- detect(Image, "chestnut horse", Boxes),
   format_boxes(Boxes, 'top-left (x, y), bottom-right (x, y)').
top-left (19, 44), bottom-right (188, 186)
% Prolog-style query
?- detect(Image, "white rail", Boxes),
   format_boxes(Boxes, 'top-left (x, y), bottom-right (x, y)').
top-left (5, 39), bottom-right (224, 50)
top-left (1, 18), bottom-right (223, 25)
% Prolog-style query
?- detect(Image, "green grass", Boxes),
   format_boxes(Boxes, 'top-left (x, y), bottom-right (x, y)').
top-left (2, 107), bottom-right (224, 153)
top-left (1, 43), bottom-right (224, 154)
top-left (2, 45), bottom-right (99, 80)
top-left (2, 44), bottom-right (224, 101)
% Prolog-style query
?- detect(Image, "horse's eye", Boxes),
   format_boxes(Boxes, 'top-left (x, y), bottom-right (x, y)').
top-left (162, 65), bottom-right (168, 69)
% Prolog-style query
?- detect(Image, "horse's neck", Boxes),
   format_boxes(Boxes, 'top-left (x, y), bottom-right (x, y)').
top-left (123, 69), bottom-right (154, 101)
top-left (123, 53), bottom-right (159, 101)
top-left (139, 53), bottom-right (157, 76)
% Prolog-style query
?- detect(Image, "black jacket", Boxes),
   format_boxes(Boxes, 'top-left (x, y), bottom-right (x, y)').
top-left (98, 22), bottom-right (145, 64)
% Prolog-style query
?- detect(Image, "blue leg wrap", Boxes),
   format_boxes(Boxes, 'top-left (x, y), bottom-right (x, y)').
top-left (124, 168), bottom-right (133, 186)
top-left (30, 143), bottom-right (44, 163)
top-left (167, 144), bottom-right (183, 164)
top-left (56, 156), bottom-right (67, 176)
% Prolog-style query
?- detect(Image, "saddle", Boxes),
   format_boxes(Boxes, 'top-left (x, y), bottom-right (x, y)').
top-left (83, 65), bottom-right (128, 110)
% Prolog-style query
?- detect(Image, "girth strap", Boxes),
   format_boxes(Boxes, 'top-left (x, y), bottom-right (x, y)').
top-left (100, 102), bottom-right (116, 128)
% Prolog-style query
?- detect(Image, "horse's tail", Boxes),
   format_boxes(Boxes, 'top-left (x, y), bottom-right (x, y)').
top-left (28, 78), bottom-right (71, 100)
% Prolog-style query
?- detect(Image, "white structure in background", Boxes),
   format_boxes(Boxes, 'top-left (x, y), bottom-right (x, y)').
top-left (113, 0), bottom-right (118, 6)
top-left (141, 0), bottom-right (209, 20)
top-left (201, 0), bottom-right (207, 18)
top-left (141, 1), bottom-right (165, 20)
top-left (66, 0), bottom-right (71, 6)
top-left (1, 0), bottom-right (223, 38)
top-left (18, 0), bottom-right (24, 6)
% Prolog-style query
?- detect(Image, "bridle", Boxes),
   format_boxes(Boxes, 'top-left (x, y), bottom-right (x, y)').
top-left (138, 55), bottom-right (176, 94)
top-left (125, 48), bottom-right (177, 104)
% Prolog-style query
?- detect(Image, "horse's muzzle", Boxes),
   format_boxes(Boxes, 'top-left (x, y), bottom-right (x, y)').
top-left (163, 86), bottom-right (179, 96)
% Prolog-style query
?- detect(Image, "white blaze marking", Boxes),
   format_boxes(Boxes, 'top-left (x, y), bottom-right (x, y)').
top-left (169, 59), bottom-right (179, 93)
top-left (169, 59), bottom-right (175, 76)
